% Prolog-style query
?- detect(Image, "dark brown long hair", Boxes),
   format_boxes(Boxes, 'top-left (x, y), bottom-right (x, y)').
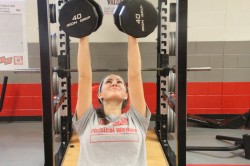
top-left (96, 105), bottom-right (110, 125)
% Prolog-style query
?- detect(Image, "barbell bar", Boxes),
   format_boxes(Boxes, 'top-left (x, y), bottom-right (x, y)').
top-left (14, 67), bottom-right (211, 73)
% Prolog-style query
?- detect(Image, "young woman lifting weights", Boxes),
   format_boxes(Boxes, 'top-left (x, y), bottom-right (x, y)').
top-left (73, 35), bottom-right (151, 166)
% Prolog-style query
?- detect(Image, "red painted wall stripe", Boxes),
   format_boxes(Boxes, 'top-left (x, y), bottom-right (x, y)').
top-left (1, 82), bottom-right (250, 117)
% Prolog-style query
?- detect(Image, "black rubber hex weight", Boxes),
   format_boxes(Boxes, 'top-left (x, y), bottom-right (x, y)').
top-left (59, 0), bottom-right (99, 38)
top-left (88, 0), bottom-right (103, 31)
top-left (119, 0), bottom-right (157, 38)
top-left (113, 0), bottom-right (130, 32)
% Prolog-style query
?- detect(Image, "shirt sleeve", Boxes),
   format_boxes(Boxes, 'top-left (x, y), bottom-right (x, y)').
top-left (72, 105), bottom-right (95, 136)
top-left (127, 105), bottom-right (151, 135)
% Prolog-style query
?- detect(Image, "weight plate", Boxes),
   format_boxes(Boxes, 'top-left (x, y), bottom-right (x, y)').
top-left (170, 3), bottom-right (176, 22)
top-left (113, 0), bottom-right (130, 32)
top-left (53, 67), bottom-right (59, 96)
top-left (169, 32), bottom-right (176, 56)
top-left (54, 110), bottom-right (59, 134)
top-left (171, 71), bottom-right (174, 92)
top-left (49, 3), bottom-right (56, 23)
top-left (171, 107), bottom-right (174, 133)
top-left (172, 110), bottom-right (176, 132)
top-left (88, 0), bottom-right (103, 31)
top-left (51, 33), bottom-right (57, 57)
top-left (167, 107), bottom-right (171, 132)
top-left (168, 70), bottom-right (176, 93)
top-left (169, 107), bottom-right (173, 133)
top-left (59, 0), bottom-right (98, 38)
top-left (168, 71), bottom-right (172, 92)
top-left (58, 109), bottom-right (61, 134)
top-left (119, 0), bottom-right (157, 38)
top-left (172, 71), bottom-right (176, 93)
top-left (173, 72), bottom-right (176, 92)
top-left (168, 70), bottom-right (172, 92)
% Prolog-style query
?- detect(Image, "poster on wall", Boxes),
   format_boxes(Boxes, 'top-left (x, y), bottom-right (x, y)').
top-left (0, 0), bottom-right (28, 71)
top-left (99, 0), bottom-right (123, 14)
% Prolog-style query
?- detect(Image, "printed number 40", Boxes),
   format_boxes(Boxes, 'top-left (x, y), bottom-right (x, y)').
top-left (72, 13), bottom-right (82, 20)
top-left (135, 14), bottom-right (140, 24)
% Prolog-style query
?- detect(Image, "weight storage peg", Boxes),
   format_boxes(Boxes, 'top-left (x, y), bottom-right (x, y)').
top-left (59, 0), bottom-right (102, 38)
top-left (114, 0), bottom-right (158, 38)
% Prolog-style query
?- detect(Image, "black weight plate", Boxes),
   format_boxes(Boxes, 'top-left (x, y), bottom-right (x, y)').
top-left (170, 3), bottom-right (176, 22)
top-left (49, 4), bottom-right (56, 24)
top-left (119, 0), bottom-right (157, 38)
top-left (113, 0), bottom-right (130, 32)
top-left (59, 0), bottom-right (98, 38)
top-left (88, 0), bottom-right (103, 31)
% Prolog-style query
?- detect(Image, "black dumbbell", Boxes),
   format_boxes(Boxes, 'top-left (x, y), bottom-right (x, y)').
top-left (88, 0), bottom-right (103, 32)
top-left (59, 0), bottom-right (103, 38)
top-left (113, 0), bottom-right (130, 32)
top-left (113, 0), bottom-right (158, 38)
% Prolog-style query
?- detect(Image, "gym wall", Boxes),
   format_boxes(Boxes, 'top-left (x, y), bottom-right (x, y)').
top-left (0, 0), bottom-right (250, 117)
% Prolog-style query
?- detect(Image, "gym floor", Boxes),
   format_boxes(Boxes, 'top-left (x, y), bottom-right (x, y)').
top-left (0, 121), bottom-right (249, 166)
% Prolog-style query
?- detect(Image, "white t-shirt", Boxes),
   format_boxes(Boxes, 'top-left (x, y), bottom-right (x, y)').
top-left (73, 105), bottom-right (151, 166)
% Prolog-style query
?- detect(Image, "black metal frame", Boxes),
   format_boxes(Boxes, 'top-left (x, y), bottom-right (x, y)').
top-left (188, 111), bottom-right (250, 129)
top-left (155, 0), bottom-right (187, 165)
top-left (155, 0), bottom-right (175, 165)
top-left (187, 134), bottom-right (250, 159)
top-left (175, 1), bottom-right (187, 165)
top-left (38, 0), bottom-right (72, 165)
top-left (0, 76), bottom-right (8, 112)
top-left (54, 1), bottom-right (73, 165)
top-left (37, 0), bottom-right (55, 165)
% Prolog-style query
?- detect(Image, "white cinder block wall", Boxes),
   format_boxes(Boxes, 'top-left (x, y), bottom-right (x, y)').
top-left (188, 0), bottom-right (250, 41)
top-left (25, 0), bottom-right (250, 43)
top-left (2, 0), bottom-right (250, 83)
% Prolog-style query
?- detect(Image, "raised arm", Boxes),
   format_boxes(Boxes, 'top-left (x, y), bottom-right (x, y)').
top-left (127, 36), bottom-right (146, 117)
top-left (76, 37), bottom-right (92, 120)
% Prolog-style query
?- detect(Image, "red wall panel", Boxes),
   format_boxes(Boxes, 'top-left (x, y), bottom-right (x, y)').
top-left (223, 82), bottom-right (250, 95)
top-left (188, 108), bottom-right (222, 114)
top-left (1, 82), bottom-right (250, 117)
top-left (0, 84), bottom-right (42, 117)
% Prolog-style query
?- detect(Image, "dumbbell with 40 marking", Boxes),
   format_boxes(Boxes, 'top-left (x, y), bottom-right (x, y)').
top-left (59, 0), bottom-right (157, 38)
top-left (113, 0), bottom-right (158, 38)
top-left (59, 0), bottom-right (103, 38)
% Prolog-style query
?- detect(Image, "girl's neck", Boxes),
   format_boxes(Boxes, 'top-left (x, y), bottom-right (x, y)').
top-left (103, 102), bottom-right (122, 116)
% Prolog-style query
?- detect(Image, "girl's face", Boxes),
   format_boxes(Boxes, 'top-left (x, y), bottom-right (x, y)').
top-left (98, 74), bottom-right (128, 104)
